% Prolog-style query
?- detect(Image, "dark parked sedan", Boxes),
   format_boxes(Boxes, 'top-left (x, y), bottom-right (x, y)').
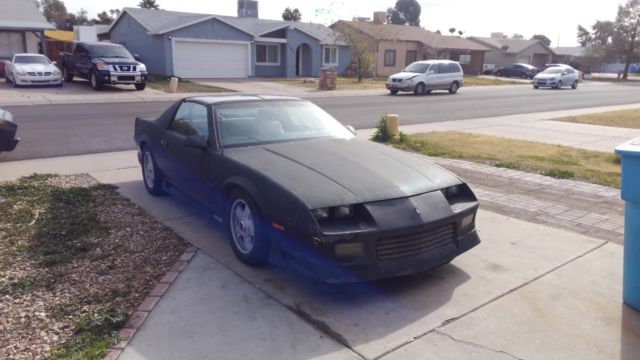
top-left (0, 109), bottom-right (19, 153)
top-left (494, 63), bottom-right (537, 79)
top-left (134, 95), bottom-right (480, 282)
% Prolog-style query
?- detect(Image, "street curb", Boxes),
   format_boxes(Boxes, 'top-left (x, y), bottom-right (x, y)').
top-left (104, 245), bottom-right (198, 360)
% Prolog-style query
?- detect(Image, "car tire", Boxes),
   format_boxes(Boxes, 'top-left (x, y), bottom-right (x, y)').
top-left (414, 82), bottom-right (425, 95)
top-left (135, 83), bottom-right (146, 91)
top-left (90, 71), bottom-right (103, 91)
top-left (11, 73), bottom-right (19, 88)
top-left (425, 90), bottom-right (432, 94)
top-left (448, 81), bottom-right (459, 94)
top-left (555, 80), bottom-right (563, 89)
top-left (62, 68), bottom-right (73, 82)
top-left (572, 80), bottom-right (578, 89)
top-left (227, 189), bottom-right (270, 267)
top-left (389, 89), bottom-right (399, 95)
top-left (141, 147), bottom-right (165, 196)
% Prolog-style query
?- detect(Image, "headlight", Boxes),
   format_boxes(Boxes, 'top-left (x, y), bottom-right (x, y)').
top-left (15, 69), bottom-right (26, 76)
top-left (95, 62), bottom-right (110, 70)
top-left (312, 208), bottom-right (330, 221)
top-left (52, 69), bottom-right (61, 75)
top-left (138, 63), bottom-right (147, 72)
top-left (334, 205), bottom-right (354, 219)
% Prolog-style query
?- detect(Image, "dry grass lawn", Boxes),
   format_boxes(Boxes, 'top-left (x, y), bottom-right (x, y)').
top-left (555, 109), bottom-right (640, 129)
top-left (277, 76), bottom-right (524, 90)
top-left (147, 76), bottom-right (232, 93)
top-left (394, 131), bottom-right (621, 188)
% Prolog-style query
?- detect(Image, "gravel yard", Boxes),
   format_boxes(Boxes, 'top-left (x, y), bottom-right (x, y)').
top-left (0, 174), bottom-right (188, 359)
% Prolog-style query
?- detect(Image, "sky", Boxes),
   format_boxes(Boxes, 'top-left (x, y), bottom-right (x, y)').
top-left (61, 0), bottom-right (623, 47)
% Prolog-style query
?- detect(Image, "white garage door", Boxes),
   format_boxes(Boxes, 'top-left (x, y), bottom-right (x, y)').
top-left (173, 40), bottom-right (249, 78)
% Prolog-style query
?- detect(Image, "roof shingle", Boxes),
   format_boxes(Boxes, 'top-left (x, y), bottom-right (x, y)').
top-left (0, 0), bottom-right (55, 30)
top-left (339, 21), bottom-right (489, 51)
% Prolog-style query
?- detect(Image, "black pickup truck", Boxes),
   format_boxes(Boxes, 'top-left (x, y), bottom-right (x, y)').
top-left (59, 42), bottom-right (148, 91)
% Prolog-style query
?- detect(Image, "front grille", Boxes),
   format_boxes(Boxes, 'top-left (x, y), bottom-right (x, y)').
top-left (391, 78), bottom-right (402, 83)
top-left (116, 65), bottom-right (137, 72)
top-left (117, 76), bottom-right (135, 81)
top-left (44, 72), bottom-right (52, 76)
top-left (376, 224), bottom-right (455, 261)
top-left (27, 72), bottom-right (36, 76)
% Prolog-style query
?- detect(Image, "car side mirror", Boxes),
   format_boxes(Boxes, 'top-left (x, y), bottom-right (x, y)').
top-left (184, 135), bottom-right (208, 150)
top-left (345, 125), bottom-right (356, 135)
top-left (133, 54), bottom-right (141, 61)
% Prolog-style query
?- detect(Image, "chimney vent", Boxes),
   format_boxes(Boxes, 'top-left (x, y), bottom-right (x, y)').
top-left (238, 0), bottom-right (258, 18)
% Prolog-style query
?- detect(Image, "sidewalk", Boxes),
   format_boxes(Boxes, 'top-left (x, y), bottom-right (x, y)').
top-left (357, 103), bottom-right (640, 153)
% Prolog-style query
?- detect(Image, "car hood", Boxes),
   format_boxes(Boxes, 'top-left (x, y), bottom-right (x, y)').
top-left (389, 72), bottom-right (421, 80)
top-left (14, 63), bottom-right (58, 72)
top-left (535, 73), bottom-right (561, 79)
top-left (95, 57), bottom-right (139, 65)
top-left (225, 138), bottom-right (462, 208)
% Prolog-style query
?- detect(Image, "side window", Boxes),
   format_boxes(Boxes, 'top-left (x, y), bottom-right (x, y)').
top-left (565, 68), bottom-right (575, 74)
top-left (169, 102), bottom-right (209, 137)
top-left (75, 45), bottom-right (88, 55)
top-left (436, 63), bottom-right (448, 74)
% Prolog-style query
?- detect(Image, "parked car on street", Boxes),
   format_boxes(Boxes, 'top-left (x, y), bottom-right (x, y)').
top-left (493, 63), bottom-right (537, 79)
top-left (134, 95), bottom-right (480, 282)
top-left (0, 109), bottom-right (19, 153)
top-left (386, 60), bottom-right (464, 95)
top-left (4, 53), bottom-right (62, 87)
top-left (59, 42), bottom-right (148, 91)
top-left (533, 66), bottom-right (579, 89)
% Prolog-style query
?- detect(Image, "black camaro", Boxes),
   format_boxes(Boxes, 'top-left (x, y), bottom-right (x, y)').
top-left (0, 109), bottom-right (19, 153)
top-left (134, 95), bottom-right (480, 282)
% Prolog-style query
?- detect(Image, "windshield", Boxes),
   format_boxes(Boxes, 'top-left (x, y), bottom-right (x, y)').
top-left (90, 45), bottom-right (133, 59)
top-left (14, 56), bottom-right (50, 65)
top-left (404, 62), bottom-right (429, 73)
top-left (541, 68), bottom-right (564, 74)
top-left (216, 100), bottom-right (354, 148)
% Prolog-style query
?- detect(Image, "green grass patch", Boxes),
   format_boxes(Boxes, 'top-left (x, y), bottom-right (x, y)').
top-left (147, 74), bottom-right (233, 93)
top-left (387, 131), bottom-right (621, 188)
top-left (555, 108), bottom-right (640, 129)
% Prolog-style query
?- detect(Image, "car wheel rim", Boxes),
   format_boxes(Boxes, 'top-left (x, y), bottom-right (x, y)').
top-left (143, 152), bottom-right (155, 188)
top-left (91, 74), bottom-right (96, 87)
top-left (230, 199), bottom-right (255, 255)
top-left (451, 83), bottom-right (458, 92)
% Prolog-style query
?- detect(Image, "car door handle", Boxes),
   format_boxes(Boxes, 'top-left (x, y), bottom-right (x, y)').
top-left (160, 139), bottom-right (168, 147)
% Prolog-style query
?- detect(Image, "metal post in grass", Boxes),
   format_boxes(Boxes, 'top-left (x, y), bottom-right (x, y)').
top-left (386, 114), bottom-right (400, 138)
top-left (168, 77), bottom-right (179, 93)
top-left (615, 137), bottom-right (640, 311)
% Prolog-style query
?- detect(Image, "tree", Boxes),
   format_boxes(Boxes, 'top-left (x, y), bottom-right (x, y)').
top-left (577, 25), bottom-right (592, 47)
top-left (110, 9), bottom-right (121, 18)
top-left (448, 27), bottom-right (456, 34)
top-left (613, 0), bottom-right (640, 79)
top-left (386, 0), bottom-right (421, 26)
top-left (281, 7), bottom-right (301, 21)
top-left (531, 34), bottom-right (552, 46)
top-left (457, 30), bottom-right (464, 36)
top-left (40, 0), bottom-right (69, 29)
top-left (592, 20), bottom-right (614, 45)
top-left (93, 11), bottom-right (114, 25)
top-left (333, 22), bottom-right (375, 82)
top-left (511, 33), bottom-right (524, 40)
top-left (138, 0), bottom-right (160, 10)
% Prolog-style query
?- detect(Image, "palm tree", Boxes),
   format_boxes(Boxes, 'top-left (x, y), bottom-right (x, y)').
top-left (138, 0), bottom-right (160, 10)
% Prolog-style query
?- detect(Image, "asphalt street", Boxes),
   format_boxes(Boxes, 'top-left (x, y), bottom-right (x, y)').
top-left (2, 82), bottom-right (639, 162)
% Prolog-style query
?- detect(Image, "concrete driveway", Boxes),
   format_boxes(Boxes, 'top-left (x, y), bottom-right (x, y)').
top-left (86, 163), bottom-right (638, 360)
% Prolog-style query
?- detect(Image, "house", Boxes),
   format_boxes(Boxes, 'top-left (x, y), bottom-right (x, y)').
top-left (468, 35), bottom-right (555, 68)
top-left (552, 46), bottom-right (586, 65)
top-left (74, 25), bottom-right (111, 42)
top-left (0, 0), bottom-right (55, 61)
top-left (333, 17), bottom-right (490, 77)
top-left (107, 7), bottom-right (352, 79)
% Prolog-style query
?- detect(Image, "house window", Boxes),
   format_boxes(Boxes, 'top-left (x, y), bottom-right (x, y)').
top-left (406, 50), bottom-right (417, 65)
top-left (459, 54), bottom-right (471, 65)
top-left (323, 46), bottom-right (338, 66)
top-left (384, 50), bottom-right (396, 66)
top-left (256, 44), bottom-right (279, 65)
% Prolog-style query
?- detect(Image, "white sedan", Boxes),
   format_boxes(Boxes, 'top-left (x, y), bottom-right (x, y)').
top-left (4, 53), bottom-right (63, 87)
top-left (533, 66), bottom-right (579, 90)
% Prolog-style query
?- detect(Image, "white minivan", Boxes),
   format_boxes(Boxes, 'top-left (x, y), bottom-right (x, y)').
top-left (386, 60), bottom-right (464, 95)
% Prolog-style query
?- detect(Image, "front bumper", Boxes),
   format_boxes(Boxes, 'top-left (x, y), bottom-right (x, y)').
top-left (534, 79), bottom-right (559, 87)
top-left (386, 81), bottom-right (415, 92)
top-left (274, 190), bottom-right (480, 283)
top-left (0, 125), bottom-right (19, 152)
top-left (97, 70), bottom-right (148, 84)
top-left (14, 74), bottom-right (62, 86)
